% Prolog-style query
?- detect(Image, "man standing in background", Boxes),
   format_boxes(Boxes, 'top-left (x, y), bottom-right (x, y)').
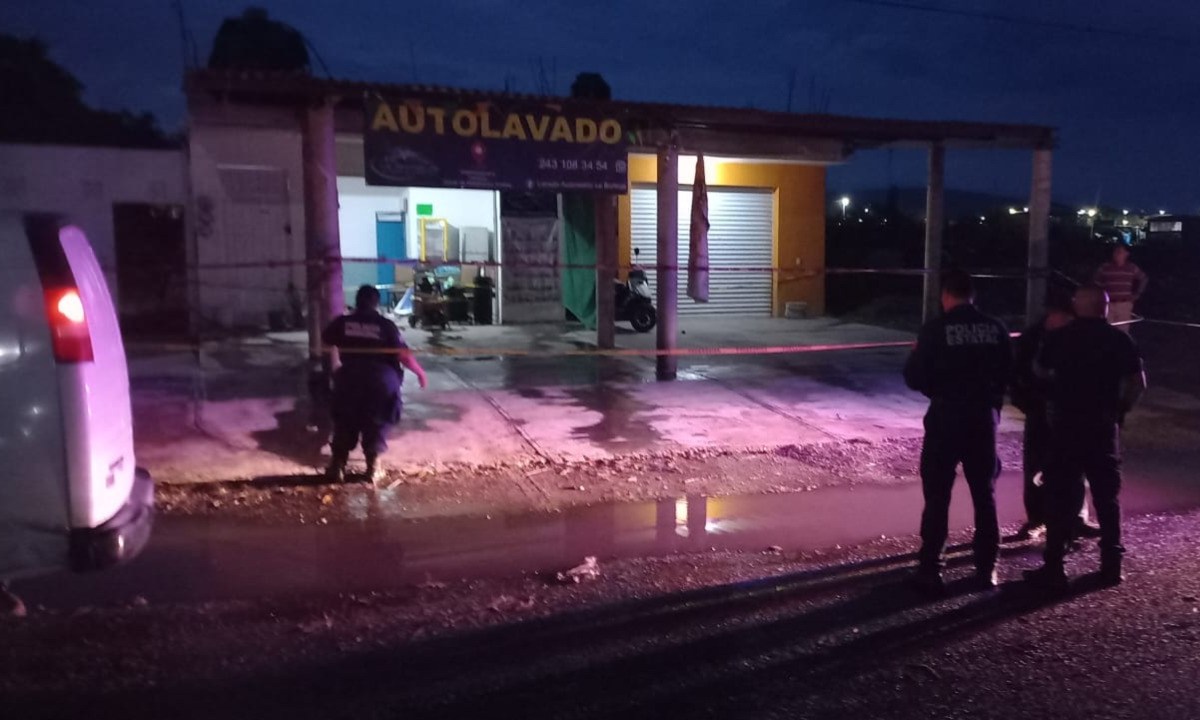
top-left (1093, 243), bottom-right (1148, 333)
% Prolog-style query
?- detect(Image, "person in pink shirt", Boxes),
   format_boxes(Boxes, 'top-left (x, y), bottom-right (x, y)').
top-left (1093, 243), bottom-right (1148, 333)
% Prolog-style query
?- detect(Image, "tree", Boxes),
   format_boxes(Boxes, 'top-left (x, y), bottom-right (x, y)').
top-left (207, 7), bottom-right (310, 73)
top-left (570, 73), bottom-right (611, 100)
top-left (0, 35), bottom-right (170, 148)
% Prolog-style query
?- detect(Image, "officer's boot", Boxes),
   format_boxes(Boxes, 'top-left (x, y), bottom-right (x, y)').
top-left (364, 456), bottom-right (385, 485)
top-left (326, 451), bottom-right (348, 484)
top-left (1100, 550), bottom-right (1124, 586)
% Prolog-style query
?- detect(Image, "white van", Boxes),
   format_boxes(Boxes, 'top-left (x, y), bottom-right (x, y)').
top-left (0, 213), bottom-right (153, 584)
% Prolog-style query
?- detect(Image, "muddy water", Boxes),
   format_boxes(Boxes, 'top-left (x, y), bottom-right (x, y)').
top-left (16, 450), bottom-right (1200, 610)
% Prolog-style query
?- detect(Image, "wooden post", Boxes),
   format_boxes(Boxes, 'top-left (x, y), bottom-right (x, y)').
top-left (923, 142), bottom-right (945, 322)
top-left (656, 145), bottom-right (679, 381)
top-left (594, 193), bottom-right (617, 349)
top-left (1027, 148), bottom-right (1053, 326)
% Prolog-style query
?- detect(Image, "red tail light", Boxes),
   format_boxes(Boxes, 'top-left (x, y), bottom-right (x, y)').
top-left (45, 288), bottom-right (94, 363)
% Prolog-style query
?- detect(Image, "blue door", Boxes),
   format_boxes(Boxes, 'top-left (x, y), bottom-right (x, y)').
top-left (376, 213), bottom-right (406, 305)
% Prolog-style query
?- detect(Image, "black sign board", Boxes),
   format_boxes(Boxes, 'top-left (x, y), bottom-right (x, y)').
top-left (364, 96), bottom-right (629, 193)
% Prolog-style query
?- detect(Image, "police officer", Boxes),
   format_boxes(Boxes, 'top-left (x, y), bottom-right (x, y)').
top-left (905, 269), bottom-right (1011, 594)
top-left (322, 285), bottom-right (428, 483)
top-left (1011, 287), bottom-right (1100, 541)
top-left (1025, 285), bottom-right (1146, 589)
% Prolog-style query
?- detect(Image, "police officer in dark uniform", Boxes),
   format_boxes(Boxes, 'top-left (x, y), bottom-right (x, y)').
top-left (1011, 287), bottom-right (1100, 541)
top-left (905, 269), bottom-right (1011, 594)
top-left (322, 285), bottom-right (427, 483)
top-left (1025, 285), bottom-right (1146, 589)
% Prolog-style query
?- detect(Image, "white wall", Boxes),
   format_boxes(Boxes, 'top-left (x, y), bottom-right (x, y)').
top-left (405, 187), bottom-right (497, 260)
top-left (337, 177), bottom-right (407, 302)
top-left (0, 143), bottom-right (186, 301)
top-left (336, 177), bottom-right (407, 259)
top-left (189, 125), bottom-right (306, 328)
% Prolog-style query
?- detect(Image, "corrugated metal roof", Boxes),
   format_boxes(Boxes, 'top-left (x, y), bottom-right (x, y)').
top-left (186, 69), bottom-right (1055, 149)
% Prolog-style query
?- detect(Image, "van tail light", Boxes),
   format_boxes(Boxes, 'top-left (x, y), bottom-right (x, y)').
top-left (45, 287), bottom-right (94, 363)
top-left (24, 216), bottom-right (96, 365)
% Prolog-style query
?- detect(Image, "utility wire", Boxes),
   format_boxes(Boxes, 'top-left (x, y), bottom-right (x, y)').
top-left (841, 0), bottom-right (1190, 43)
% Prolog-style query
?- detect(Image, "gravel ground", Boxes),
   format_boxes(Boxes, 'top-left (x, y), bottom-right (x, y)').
top-left (3, 509), bottom-right (1198, 719)
top-left (157, 433), bottom-right (1025, 522)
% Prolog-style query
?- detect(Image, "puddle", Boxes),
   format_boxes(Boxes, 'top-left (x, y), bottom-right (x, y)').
top-left (16, 456), bottom-right (1200, 610)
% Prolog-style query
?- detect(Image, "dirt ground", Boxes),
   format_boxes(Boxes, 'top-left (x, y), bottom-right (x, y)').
top-left (2, 510), bottom-right (1198, 719)
top-left (157, 433), bottom-right (1026, 522)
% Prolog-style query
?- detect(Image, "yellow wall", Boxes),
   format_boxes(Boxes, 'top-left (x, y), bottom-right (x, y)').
top-left (617, 154), bottom-right (826, 316)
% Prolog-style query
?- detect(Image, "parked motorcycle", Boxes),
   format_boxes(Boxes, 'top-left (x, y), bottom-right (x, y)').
top-left (615, 248), bottom-right (657, 333)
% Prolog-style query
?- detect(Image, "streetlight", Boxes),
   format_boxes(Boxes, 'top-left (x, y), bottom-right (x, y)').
top-left (1087, 208), bottom-right (1097, 218)
top-left (839, 196), bottom-right (850, 219)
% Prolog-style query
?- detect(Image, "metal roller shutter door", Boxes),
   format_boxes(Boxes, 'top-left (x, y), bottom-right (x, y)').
top-left (630, 186), bottom-right (774, 316)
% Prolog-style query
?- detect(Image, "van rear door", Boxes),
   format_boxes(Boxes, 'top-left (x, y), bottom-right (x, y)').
top-left (52, 225), bottom-right (137, 529)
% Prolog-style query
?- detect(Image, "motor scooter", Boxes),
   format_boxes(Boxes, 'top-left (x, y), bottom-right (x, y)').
top-left (614, 248), bottom-right (657, 333)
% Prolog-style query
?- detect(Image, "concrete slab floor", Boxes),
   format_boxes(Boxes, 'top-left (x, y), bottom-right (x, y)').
top-left (130, 320), bottom-right (1030, 484)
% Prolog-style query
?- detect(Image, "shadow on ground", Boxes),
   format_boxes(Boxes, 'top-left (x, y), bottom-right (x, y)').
top-left (18, 542), bottom-right (1094, 720)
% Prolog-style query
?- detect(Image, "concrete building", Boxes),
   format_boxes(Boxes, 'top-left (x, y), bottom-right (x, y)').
top-left (0, 143), bottom-right (188, 331)
top-left (184, 70), bottom-right (1055, 379)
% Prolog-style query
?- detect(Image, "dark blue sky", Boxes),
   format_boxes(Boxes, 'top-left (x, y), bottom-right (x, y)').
top-left (5, 0), bottom-right (1197, 211)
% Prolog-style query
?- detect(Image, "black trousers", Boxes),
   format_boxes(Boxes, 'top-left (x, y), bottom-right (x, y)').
top-left (329, 367), bottom-right (402, 463)
top-left (919, 404), bottom-right (1001, 573)
top-left (1024, 408), bottom-right (1089, 528)
top-left (330, 412), bottom-right (392, 462)
top-left (1022, 410), bottom-right (1051, 526)
top-left (1044, 417), bottom-right (1123, 568)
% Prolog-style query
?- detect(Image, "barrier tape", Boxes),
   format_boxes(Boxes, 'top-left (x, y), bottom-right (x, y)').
top-left (123, 312), bottom-right (1200, 362)
top-left (1140, 317), bottom-right (1200, 329)
top-left (125, 338), bottom-right (918, 359)
top-left (105, 255), bottom-right (1042, 279)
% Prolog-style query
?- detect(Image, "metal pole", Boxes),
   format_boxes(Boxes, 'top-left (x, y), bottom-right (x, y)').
top-left (594, 193), bottom-right (617, 349)
top-left (656, 145), bottom-right (679, 381)
top-left (1027, 148), bottom-right (1053, 326)
top-left (923, 143), bottom-right (945, 323)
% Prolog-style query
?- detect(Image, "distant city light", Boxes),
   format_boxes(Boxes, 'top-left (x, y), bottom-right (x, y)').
top-left (980, 215), bottom-right (986, 222)
top-left (1087, 208), bottom-right (1097, 218)
top-left (839, 196), bottom-right (851, 208)
top-left (1008, 207), bottom-right (1019, 215)
top-left (1023, 207), bottom-right (1029, 213)
top-left (1122, 219), bottom-right (1129, 226)
top-left (1159, 209), bottom-right (1167, 215)
top-left (1077, 209), bottom-right (1087, 216)
top-left (1122, 209), bottom-right (1129, 216)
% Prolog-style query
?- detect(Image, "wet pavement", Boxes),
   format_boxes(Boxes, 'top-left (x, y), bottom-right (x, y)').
top-left (16, 445), bottom-right (1200, 610)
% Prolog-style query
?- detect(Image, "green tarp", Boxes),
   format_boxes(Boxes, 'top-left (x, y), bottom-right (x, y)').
top-left (561, 194), bottom-right (597, 328)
